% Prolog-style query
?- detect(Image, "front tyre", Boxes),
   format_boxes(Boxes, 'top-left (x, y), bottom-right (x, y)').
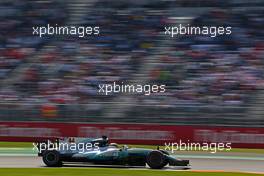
top-left (42, 150), bottom-right (62, 167)
top-left (146, 150), bottom-right (167, 169)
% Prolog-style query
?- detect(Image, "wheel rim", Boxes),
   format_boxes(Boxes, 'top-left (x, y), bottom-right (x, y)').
top-left (150, 153), bottom-right (162, 164)
top-left (46, 153), bottom-right (56, 162)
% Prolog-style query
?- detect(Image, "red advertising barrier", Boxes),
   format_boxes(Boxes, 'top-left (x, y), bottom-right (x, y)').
top-left (0, 121), bottom-right (264, 148)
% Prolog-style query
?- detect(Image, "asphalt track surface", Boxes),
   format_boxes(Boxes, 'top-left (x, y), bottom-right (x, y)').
top-left (0, 156), bottom-right (263, 173)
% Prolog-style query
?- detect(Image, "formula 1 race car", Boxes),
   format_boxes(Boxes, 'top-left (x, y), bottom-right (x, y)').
top-left (36, 136), bottom-right (190, 169)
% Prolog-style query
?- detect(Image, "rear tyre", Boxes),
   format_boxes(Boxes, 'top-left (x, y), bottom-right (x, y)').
top-left (146, 150), bottom-right (167, 169)
top-left (42, 150), bottom-right (62, 167)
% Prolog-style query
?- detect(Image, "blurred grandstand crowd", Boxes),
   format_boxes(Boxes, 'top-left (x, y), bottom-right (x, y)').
top-left (0, 0), bottom-right (263, 125)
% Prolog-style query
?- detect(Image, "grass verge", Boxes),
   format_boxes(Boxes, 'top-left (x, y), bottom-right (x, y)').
top-left (0, 168), bottom-right (262, 176)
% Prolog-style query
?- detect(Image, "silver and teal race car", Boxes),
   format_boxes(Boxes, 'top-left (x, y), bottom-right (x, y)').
top-left (37, 136), bottom-right (190, 169)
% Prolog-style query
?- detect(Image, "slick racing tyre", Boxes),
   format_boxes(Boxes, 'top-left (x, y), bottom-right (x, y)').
top-left (146, 150), bottom-right (167, 169)
top-left (42, 150), bottom-right (62, 167)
